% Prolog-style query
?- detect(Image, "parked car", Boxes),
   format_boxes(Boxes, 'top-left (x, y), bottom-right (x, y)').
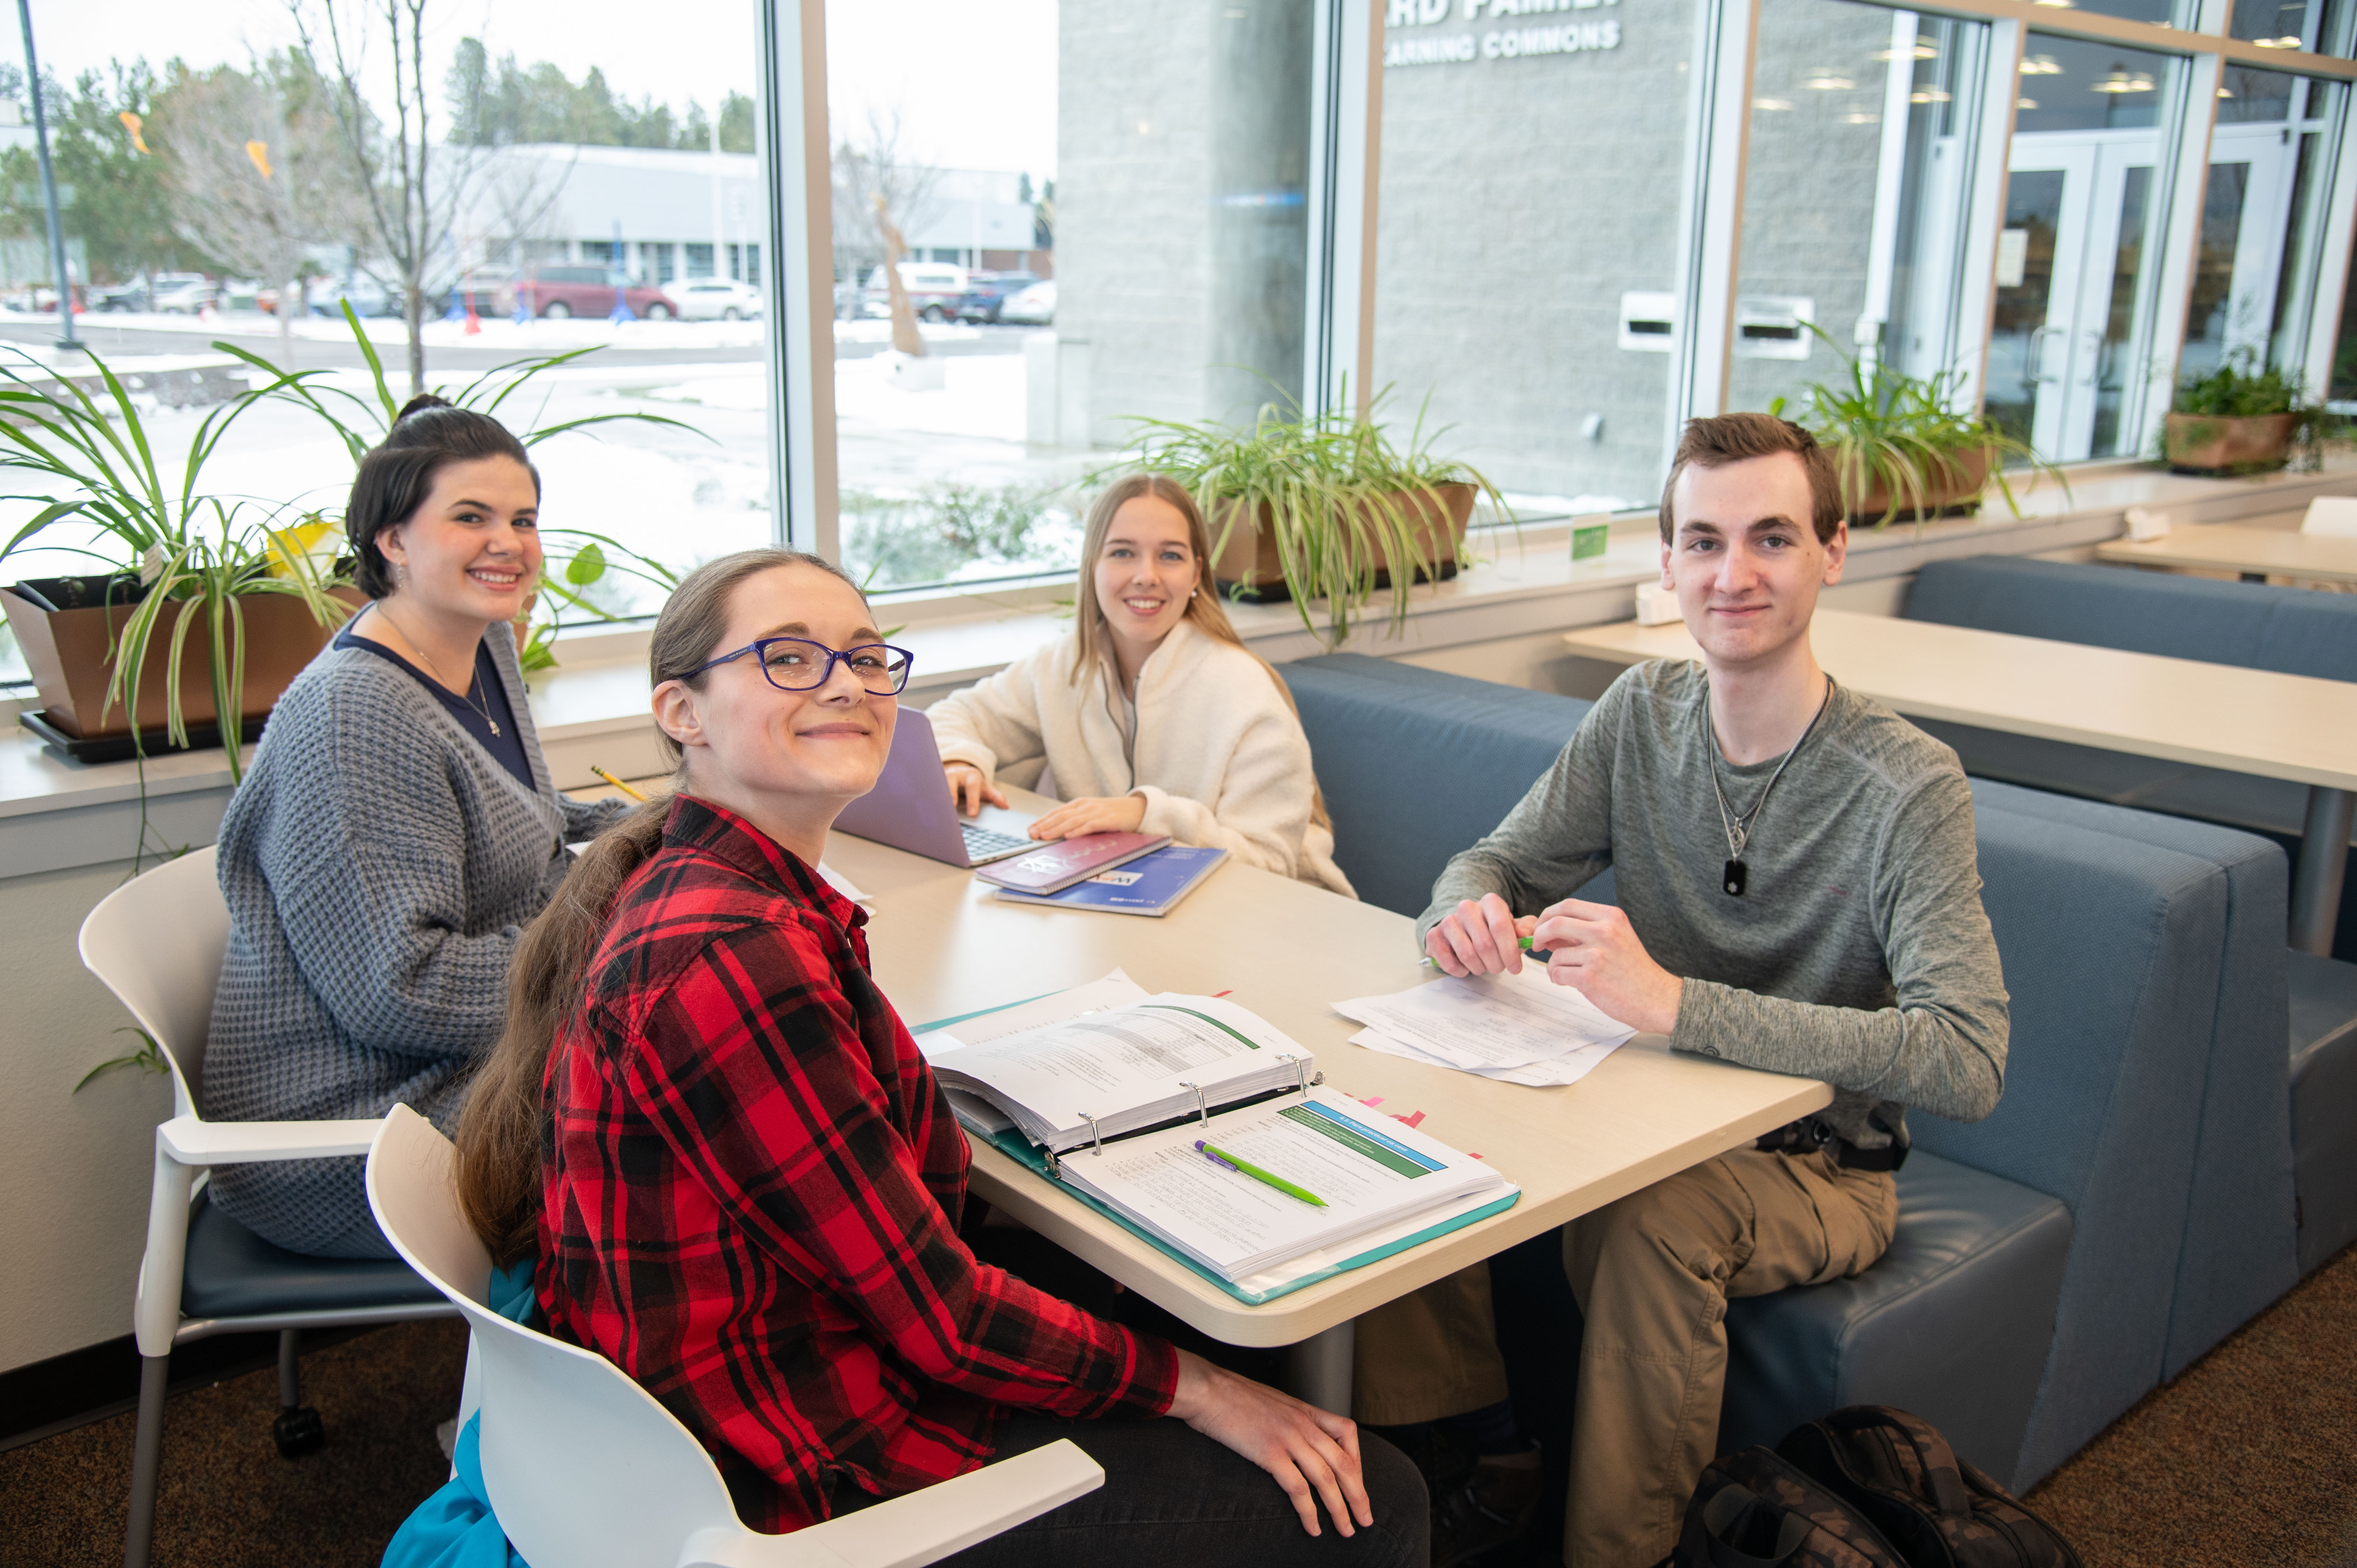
top-left (859, 262), bottom-right (968, 323)
top-left (660, 277), bottom-right (764, 321)
top-left (998, 279), bottom-right (1056, 326)
top-left (307, 277), bottom-right (405, 318)
top-left (497, 264), bottom-right (675, 321)
top-left (89, 281), bottom-right (148, 312)
top-left (955, 271), bottom-right (1041, 324)
top-left (148, 274), bottom-right (217, 314)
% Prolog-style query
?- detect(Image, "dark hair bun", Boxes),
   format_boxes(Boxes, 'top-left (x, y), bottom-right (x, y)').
top-left (395, 393), bottom-right (455, 423)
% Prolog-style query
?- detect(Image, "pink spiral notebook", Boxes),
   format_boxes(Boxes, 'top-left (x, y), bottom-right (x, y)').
top-left (973, 831), bottom-right (1170, 895)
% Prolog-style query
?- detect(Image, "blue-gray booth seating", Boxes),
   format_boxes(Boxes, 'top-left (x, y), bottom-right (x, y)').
top-left (1903, 553), bottom-right (2357, 1276)
top-left (1281, 652), bottom-right (2299, 1492)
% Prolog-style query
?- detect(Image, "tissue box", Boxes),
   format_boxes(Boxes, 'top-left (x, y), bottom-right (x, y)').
top-left (1635, 582), bottom-right (1682, 625)
top-left (2124, 506), bottom-right (2172, 542)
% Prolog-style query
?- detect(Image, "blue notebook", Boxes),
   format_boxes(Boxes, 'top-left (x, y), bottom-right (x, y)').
top-left (991, 844), bottom-right (1229, 916)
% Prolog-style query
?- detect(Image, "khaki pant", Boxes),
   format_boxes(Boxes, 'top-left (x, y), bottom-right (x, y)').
top-left (1561, 1148), bottom-right (1898, 1568)
top-left (1352, 1262), bottom-right (1512, 1425)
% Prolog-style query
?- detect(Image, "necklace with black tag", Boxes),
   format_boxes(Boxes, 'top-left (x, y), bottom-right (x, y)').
top-left (1704, 674), bottom-right (1832, 897)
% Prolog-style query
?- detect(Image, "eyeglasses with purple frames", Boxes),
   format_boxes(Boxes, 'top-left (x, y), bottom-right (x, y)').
top-left (687, 636), bottom-right (913, 695)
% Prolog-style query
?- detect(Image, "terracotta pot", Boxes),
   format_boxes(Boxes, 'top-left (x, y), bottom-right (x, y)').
top-left (2, 580), bottom-right (360, 741)
top-left (2163, 411), bottom-right (2297, 474)
top-left (1846, 446), bottom-right (1994, 525)
top-left (1211, 482), bottom-right (1477, 603)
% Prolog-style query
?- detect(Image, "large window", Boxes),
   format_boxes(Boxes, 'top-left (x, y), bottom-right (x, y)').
top-left (1372, 0), bottom-right (1695, 518)
top-left (2181, 67), bottom-right (2349, 396)
top-left (1989, 37), bottom-right (2186, 462)
top-left (0, 0), bottom-right (773, 689)
top-left (6, 0), bottom-right (2357, 687)
top-left (1731, 3), bottom-right (1996, 419)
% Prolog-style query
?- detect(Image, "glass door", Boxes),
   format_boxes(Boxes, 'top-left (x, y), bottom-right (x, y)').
top-left (1986, 151), bottom-right (2092, 458)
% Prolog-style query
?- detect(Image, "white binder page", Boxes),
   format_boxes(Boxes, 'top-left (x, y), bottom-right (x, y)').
top-left (936, 994), bottom-right (1307, 1134)
top-left (915, 971), bottom-right (1147, 1061)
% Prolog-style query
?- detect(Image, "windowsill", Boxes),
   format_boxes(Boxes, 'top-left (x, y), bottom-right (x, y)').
top-left (1, 453), bottom-right (2350, 878)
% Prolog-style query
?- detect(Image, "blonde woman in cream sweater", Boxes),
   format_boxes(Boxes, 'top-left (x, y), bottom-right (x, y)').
top-left (930, 473), bottom-right (1354, 897)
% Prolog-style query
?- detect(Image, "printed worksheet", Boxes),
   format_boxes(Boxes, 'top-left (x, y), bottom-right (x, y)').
top-left (1056, 1086), bottom-right (1511, 1279)
top-left (1334, 962), bottom-right (1636, 1074)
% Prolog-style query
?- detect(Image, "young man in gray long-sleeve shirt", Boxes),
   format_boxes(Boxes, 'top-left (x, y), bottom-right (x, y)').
top-left (1405, 413), bottom-right (2009, 1568)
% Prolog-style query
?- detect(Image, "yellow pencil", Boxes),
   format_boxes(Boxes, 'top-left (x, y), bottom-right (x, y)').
top-left (590, 766), bottom-right (648, 802)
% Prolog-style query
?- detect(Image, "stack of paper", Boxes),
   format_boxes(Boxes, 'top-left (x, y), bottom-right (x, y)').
top-left (1333, 964), bottom-right (1637, 1086)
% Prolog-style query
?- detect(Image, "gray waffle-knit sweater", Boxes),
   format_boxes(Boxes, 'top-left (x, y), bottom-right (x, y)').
top-left (206, 622), bottom-right (627, 1257)
top-left (1416, 659), bottom-right (2008, 1154)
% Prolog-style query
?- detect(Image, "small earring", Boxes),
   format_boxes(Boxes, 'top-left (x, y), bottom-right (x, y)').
top-left (1190, 587), bottom-right (1199, 599)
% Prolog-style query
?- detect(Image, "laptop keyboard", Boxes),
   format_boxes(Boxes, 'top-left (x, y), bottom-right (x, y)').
top-left (961, 823), bottom-right (1034, 862)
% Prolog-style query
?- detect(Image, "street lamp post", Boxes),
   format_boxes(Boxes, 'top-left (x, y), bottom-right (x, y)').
top-left (16, 0), bottom-right (81, 353)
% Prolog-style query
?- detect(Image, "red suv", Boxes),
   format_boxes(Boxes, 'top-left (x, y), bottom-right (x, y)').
top-left (498, 265), bottom-right (675, 320)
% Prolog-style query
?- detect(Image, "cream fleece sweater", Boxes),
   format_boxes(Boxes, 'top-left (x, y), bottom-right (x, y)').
top-left (927, 619), bottom-right (1355, 896)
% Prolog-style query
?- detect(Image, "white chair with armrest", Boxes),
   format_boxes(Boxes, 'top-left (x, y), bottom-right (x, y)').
top-left (366, 1104), bottom-right (1104, 1568)
top-left (78, 846), bottom-right (457, 1568)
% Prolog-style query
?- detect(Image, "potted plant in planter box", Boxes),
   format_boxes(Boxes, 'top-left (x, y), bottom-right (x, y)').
top-left (0, 352), bottom-right (357, 779)
top-left (1122, 391), bottom-right (1507, 648)
top-left (1772, 327), bottom-right (2061, 526)
top-left (2162, 356), bottom-right (2329, 475)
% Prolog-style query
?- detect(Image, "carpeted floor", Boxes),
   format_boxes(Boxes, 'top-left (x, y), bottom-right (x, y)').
top-left (2023, 1241), bottom-right (2357, 1567)
top-left (3, 1245), bottom-right (2353, 1567)
top-left (0, 1319), bottom-right (466, 1568)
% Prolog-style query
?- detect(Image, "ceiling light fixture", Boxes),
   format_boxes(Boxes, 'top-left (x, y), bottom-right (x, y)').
top-left (1754, 97), bottom-right (1795, 110)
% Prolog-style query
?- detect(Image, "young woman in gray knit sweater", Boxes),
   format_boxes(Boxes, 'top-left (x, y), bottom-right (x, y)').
top-left (205, 398), bottom-right (627, 1259)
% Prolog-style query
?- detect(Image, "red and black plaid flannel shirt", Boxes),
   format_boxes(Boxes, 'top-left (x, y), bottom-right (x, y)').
top-left (538, 795), bottom-right (1178, 1533)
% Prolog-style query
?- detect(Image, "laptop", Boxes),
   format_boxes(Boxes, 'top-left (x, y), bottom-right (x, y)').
top-left (833, 705), bottom-right (1042, 867)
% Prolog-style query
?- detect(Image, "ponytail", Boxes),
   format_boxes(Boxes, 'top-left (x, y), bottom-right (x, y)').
top-left (457, 800), bottom-right (668, 1266)
top-left (454, 546), bottom-right (869, 1264)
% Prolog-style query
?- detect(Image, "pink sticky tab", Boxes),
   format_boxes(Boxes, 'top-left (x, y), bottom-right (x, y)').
top-left (1359, 1095), bottom-right (1386, 1107)
top-left (1469, 1152), bottom-right (1485, 1160)
top-left (1393, 1111), bottom-right (1427, 1129)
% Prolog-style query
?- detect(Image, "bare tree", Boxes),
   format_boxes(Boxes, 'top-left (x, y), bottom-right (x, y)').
top-left (157, 56), bottom-right (360, 362)
top-left (830, 107), bottom-right (940, 327)
top-left (466, 144), bottom-right (576, 275)
top-left (294, 0), bottom-right (485, 396)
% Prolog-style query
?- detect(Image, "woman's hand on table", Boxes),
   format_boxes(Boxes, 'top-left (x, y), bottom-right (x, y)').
top-left (944, 763), bottom-right (1007, 818)
top-left (1165, 1348), bottom-right (1371, 1538)
top-left (1028, 793), bottom-right (1148, 839)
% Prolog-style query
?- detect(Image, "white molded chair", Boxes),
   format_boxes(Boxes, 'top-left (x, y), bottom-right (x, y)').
top-left (366, 1105), bottom-right (1104, 1568)
top-left (2301, 496), bottom-right (2357, 537)
top-left (78, 846), bottom-right (457, 1568)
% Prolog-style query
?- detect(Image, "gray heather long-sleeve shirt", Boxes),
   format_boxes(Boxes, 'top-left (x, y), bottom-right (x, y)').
top-left (1416, 659), bottom-right (2008, 1151)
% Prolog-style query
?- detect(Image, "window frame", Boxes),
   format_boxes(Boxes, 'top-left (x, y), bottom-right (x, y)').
top-left (749, 0), bottom-right (2357, 607)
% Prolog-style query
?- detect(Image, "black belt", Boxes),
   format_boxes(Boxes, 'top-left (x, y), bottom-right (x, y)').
top-left (1754, 1116), bottom-right (1908, 1172)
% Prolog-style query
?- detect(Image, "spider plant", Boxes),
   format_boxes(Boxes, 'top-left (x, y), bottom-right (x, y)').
top-left (215, 303), bottom-right (698, 663)
top-left (1770, 325), bottom-right (2065, 526)
top-left (1121, 387), bottom-right (1508, 648)
top-left (0, 348), bottom-right (352, 782)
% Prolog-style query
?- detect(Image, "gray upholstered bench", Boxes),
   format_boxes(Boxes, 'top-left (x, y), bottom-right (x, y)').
top-left (1903, 554), bottom-right (2357, 1277)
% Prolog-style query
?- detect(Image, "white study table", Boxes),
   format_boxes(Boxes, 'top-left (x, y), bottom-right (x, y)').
top-left (2094, 523), bottom-right (2357, 584)
top-left (1561, 609), bottom-right (2357, 954)
top-left (822, 790), bottom-right (1830, 1410)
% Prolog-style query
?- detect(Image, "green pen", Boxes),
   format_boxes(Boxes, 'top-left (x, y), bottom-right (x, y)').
top-left (1423, 933), bottom-right (1555, 968)
top-left (1195, 1140), bottom-right (1328, 1207)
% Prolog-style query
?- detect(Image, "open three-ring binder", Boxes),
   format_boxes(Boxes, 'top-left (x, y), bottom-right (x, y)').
top-left (916, 973), bottom-right (1520, 1305)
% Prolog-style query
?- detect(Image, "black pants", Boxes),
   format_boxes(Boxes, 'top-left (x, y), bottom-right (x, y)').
top-left (935, 1414), bottom-right (1429, 1567)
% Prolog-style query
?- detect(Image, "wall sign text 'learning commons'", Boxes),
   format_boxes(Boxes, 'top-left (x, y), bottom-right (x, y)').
top-left (1386, 0), bottom-right (1624, 70)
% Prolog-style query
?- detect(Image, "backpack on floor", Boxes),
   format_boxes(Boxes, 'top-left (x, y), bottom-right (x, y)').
top-left (1675, 1446), bottom-right (1909, 1567)
top-left (1775, 1407), bottom-right (2085, 1568)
